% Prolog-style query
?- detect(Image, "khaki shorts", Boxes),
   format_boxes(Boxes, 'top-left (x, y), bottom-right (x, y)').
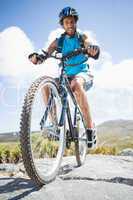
top-left (67, 72), bottom-right (93, 91)
top-left (55, 72), bottom-right (93, 91)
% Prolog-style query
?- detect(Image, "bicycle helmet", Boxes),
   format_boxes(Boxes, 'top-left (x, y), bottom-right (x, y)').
top-left (59, 7), bottom-right (79, 25)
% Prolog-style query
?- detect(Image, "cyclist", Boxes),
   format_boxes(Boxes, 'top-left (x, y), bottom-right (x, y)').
top-left (29, 7), bottom-right (100, 148)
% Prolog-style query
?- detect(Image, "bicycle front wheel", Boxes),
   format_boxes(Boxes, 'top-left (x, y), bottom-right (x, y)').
top-left (20, 76), bottom-right (65, 186)
top-left (75, 110), bottom-right (87, 166)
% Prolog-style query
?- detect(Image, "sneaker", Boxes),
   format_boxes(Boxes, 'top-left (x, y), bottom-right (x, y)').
top-left (86, 128), bottom-right (97, 148)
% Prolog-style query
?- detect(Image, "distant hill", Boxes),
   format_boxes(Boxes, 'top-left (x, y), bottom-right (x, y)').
top-left (97, 119), bottom-right (133, 151)
top-left (0, 132), bottom-right (19, 142)
top-left (0, 120), bottom-right (133, 151)
top-left (0, 131), bottom-right (37, 143)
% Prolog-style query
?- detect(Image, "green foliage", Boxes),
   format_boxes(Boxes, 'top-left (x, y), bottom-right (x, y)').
top-left (64, 142), bottom-right (75, 156)
top-left (10, 143), bottom-right (22, 163)
top-left (0, 143), bottom-right (22, 164)
top-left (36, 137), bottom-right (59, 158)
top-left (3, 149), bottom-right (10, 163)
top-left (89, 146), bottom-right (119, 155)
top-left (1, 129), bottom-right (133, 164)
top-left (0, 149), bottom-right (3, 163)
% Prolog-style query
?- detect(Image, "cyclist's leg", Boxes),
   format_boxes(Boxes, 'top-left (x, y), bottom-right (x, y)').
top-left (41, 85), bottom-right (50, 105)
top-left (69, 74), bottom-right (96, 148)
top-left (41, 78), bottom-right (59, 105)
top-left (41, 84), bottom-right (57, 124)
top-left (70, 76), bottom-right (93, 129)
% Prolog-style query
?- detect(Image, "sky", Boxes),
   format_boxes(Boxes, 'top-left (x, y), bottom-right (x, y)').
top-left (0, 0), bottom-right (133, 133)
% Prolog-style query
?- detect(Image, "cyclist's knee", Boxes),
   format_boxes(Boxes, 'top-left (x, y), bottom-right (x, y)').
top-left (41, 85), bottom-right (49, 94)
top-left (71, 79), bottom-right (84, 92)
top-left (41, 86), bottom-right (50, 103)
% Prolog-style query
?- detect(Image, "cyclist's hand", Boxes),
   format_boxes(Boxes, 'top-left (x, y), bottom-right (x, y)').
top-left (87, 45), bottom-right (100, 60)
top-left (28, 53), bottom-right (46, 65)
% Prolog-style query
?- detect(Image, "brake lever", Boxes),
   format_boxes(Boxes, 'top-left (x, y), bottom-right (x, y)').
top-left (41, 49), bottom-right (48, 56)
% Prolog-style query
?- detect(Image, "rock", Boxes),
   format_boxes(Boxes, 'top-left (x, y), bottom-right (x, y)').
top-left (0, 155), bottom-right (133, 200)
top-left (119, 148), bottom-right (133, 156)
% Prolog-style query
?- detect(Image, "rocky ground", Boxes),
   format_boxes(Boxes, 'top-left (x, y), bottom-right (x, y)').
top-left (0, 155), bottom-right (133, 200)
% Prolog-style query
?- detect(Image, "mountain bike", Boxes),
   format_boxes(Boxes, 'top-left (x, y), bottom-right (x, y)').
top-left (20, 48), bottom-right (92, 186)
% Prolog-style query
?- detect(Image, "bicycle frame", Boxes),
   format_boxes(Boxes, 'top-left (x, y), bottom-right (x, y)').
top-left (57, 60), bottom-right (86, 141)
top-left (40, 49), bottom-right (87, 141)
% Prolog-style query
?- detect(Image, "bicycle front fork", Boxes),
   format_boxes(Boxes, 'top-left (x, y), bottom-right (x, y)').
top-left (58, 86), bottom-right (68, 127)
top-left (66, 106), bottom-right (79, 149)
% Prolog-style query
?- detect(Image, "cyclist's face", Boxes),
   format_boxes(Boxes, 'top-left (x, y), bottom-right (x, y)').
top-left (63, 16), bottom-right (76, 36)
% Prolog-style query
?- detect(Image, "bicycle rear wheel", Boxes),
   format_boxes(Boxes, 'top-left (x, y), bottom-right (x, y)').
top-left (75, 110), bottom-right (87, 166)
top-left (20, 76), bottom-right (65, 186)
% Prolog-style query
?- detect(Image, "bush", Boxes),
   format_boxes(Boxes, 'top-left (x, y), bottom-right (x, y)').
top-left (3, 149), bottom-right (10, 163)
top-left (89, 146), bottom-right (118, 155)
top-left (0, 143), bottom-right (22, 164)
top-left (0, 138), bottom-right (122, 164)
top-left (0, 149), bottom-right (3, 163)
top-left (10, 143), bottom-right (22, 163)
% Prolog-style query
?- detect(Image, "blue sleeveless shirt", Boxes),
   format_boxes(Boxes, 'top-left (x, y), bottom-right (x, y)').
top-left (57, 33), bottom-right (89, 76)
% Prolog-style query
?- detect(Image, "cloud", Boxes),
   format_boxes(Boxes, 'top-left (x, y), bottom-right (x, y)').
top-left (79, 30), bottom-right (133, 89)
top-left (88, 87), bottom-right (133, 125)
top-left (95, 58), bottom-right (133, 89)
top-left (43, 28), bottom-right (64, 49)
top-left (0, 26), bottom-right (61, 85)
top-left (0, 26), bottom-right (34, 76)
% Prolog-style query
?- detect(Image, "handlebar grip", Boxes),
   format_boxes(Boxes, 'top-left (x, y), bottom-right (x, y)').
top-left (36, 54), bottom-right (46, 62)
top-left (28, 53), bottom-right (38, 59)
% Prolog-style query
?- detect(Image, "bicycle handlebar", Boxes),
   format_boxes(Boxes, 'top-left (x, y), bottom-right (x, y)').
top-left (41, 48), bottom-right (88, 61)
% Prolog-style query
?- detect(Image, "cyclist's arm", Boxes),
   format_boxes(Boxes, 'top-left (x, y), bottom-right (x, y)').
top-left (28, 40), bottom-right (57, 65)
top-left (39, 40), bottom-right (57, 62)
top-left (82, 34), bottom-right (92, 49)
top-left (46, 39), bottom-right (58, 56)
top-left (82, 34), bottom-right (100, 59)
top-left (38, 40), bottom-right (57, 63)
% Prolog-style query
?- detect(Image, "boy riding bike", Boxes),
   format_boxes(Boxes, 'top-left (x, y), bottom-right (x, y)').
top-left (29, 7), bottom-right (100, 148)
